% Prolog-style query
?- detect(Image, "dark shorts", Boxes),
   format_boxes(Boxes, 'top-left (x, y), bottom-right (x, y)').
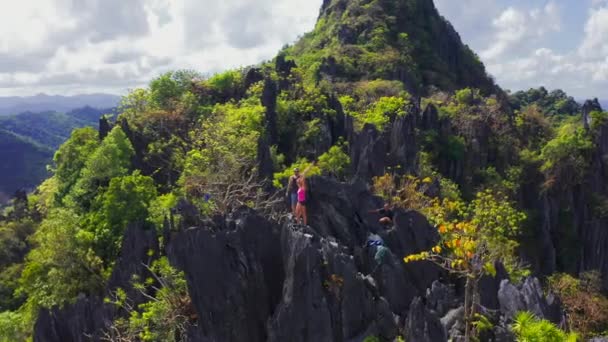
top-left (290, 193), bottom-right (298, 206)
top-left (298, 200), bottom-right (307, 206)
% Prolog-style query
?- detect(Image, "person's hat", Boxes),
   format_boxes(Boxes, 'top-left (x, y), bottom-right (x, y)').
top-left (294, 168), bottom-right (300, 172)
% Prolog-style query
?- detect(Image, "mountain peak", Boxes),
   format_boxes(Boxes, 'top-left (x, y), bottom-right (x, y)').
top-left (286, 0), bottom-right (497, 96)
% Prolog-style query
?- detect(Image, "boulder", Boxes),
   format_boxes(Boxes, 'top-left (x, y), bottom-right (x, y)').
top-left (404, 297), bottom-right (447, 342)
top-left (497, 277), bottom-right (564, 325)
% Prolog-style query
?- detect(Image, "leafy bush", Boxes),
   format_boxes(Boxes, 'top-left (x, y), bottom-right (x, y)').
top-left (341, 95), bottom-right (410, 131)
top-left (52, 127), bottom-right (99, 202)
top-left (317, 143), bottom-right (351, 179)
top-left (19, 208), bottom-right (104, 310)
top-left (512, 311), bottom-right (579, 342)
top-left (0, 310), bottom-right (28, 342)
top-left (548, 272), bottom-right (608, 338)
top-left (86, 171), bottom-right (157, 262)
top-left (69, 126), bottom-right (135, 210)
top-left (540, 121), bottom-right (593, 189)
top-left (273, 159), bottom-right (321, 188)
top-left (104, 257), bottom-right (192, 342)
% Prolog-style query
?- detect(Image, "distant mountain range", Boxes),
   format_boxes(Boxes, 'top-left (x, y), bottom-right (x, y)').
top-left (0, 107), bottom-right (113, 200)
top-left (0, 93), bottom-right (120, 116)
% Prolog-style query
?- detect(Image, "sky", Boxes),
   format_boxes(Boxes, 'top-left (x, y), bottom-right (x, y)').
top-left (0, 0), bottom-right (606, 100)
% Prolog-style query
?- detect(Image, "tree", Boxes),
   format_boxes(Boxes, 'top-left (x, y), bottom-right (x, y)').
top-left (69, 126), bottom-right (134, 210)
top-left (87, 171), bottom-right (157, 263)
top-left (403, 188), bottom-right (526, 341)
top-left (19, 208), bottom-right (104, 310)
top-left (102, 257), bottom-right (192, 342)
top-left (317, 142), bottom-right (351, 179)
top-left (52, 127), bottom-right (99, 202)
top-left (375, 174), bottom-right (526, 342)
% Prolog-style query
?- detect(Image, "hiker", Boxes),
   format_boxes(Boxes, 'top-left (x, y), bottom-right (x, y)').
top-left (365, 233), bottom-right (390, 277)
top-left (286, 168), bottom-right (301, 216)
top-left (369, 203), bottom-right (394, 227)
top-left (295, 164), bottom-right (315, 225)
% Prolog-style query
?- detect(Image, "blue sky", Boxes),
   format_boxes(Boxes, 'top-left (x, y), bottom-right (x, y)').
top-left (0, 0), bottom-right (605, 99)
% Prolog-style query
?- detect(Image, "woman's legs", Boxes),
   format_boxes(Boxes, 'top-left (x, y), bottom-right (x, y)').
top-left (302, 205), bottom-right (307, 225)
top-left (295, 203), bottom-right (302, 223)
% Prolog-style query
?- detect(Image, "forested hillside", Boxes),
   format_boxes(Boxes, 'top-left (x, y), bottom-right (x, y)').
top-left (1, 0), bottom-right (608, 341)
top-left (0, 107), bottom-right (113, 199)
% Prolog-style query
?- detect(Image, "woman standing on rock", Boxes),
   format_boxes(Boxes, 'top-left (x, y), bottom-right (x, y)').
top-left (295, 163), bottom-right (315, 226)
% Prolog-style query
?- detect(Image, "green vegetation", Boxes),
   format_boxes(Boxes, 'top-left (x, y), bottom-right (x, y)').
top-left (104, 257), bottom-right (191, 342)
top-left (512, 311), bottom-right (579, 342)
top-left (1, 1), bottom-right (608, 340)
top-left (548, 272), bottom-right (608, 339)
top-left (510, 87), bottom-right (580, 119)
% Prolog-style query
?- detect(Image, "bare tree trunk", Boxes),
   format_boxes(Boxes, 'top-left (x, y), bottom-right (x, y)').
top-left (464, 276), bottom-right (474, 342)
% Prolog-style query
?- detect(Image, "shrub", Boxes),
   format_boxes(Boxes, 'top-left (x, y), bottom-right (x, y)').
top-left (317, 143), bottom-right (351, 179)
top-left (273, 159), bottom-right (321, 189)
top-left (512, 311), bottom-right (579, 342)
top-left (540, 122), bottom-right (593, 189)
top-left (548, 272), bottom-right (608, 338)
top-left (104, 257), bottom-right (192, 342)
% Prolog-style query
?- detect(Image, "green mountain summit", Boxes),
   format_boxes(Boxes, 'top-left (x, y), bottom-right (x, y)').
top-left (285, 0), bottom-right (496, 94)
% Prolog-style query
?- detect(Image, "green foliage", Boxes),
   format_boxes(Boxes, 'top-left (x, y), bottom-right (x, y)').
top-left (548, 272), bottom-right (608, 339)
top-left (87, 171), bottom-right (157, 262)
top-left (510, 87), bottom-right (580, 118)
top-left (19, 208), bottom-right (104, 310)
top-left (539, 121), bottom-right (593, 189)
top-left (317, 142), bottom-right (351, 179)
top-left (455, 88), bottom-right (477, 105)
top-left (206, 70), bottom-right (243, 95)
top-left (512, 311), bottom-right (579, 342)
top-left (181, 98), bottom-right (264, 201)
top-left (147, 70), bottom-right (201, 111)
top-left (53, 127), bottom-right (98, 202)
top-left (0, 310), bottom-right (28, 342)
top-left (273, 159), bottom-right (321, 188)
top-left (590, 111), bottom-right (608, 131)
top-left (341, 94), bottom-right (410, 131)
top-left (148, 193), bottom-right (179, 229)
top-left (68, 126), bottom-right (134, 209)
top-left (362, 336), bottom-right (381, 342)
top-left (106, 257), bottom-right (191, 342)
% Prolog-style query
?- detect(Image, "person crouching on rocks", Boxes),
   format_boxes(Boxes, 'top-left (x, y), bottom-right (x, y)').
top-left (369, 203), bottom-right (394, 227)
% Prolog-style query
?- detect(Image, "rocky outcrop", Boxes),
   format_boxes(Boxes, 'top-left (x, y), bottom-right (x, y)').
top-left (167, 208), bottom-right (284, 342)
top-left (350, 111), bottom-right (418, 180)
top-left (535, 119), bottom-right (608, 290)
top-left (166, 177), bottom-right (442, 341)
top-left (405, 297), bottom-right (447, 342)
top-left (498, 278), bottom-right (564, 326)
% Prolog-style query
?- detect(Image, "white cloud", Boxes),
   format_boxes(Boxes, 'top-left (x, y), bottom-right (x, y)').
top-left (481, 2), bottom-right (561, 61)
top-left (0, 0), bottom-right (321, 96)
top-left (579, 6), bottom-right (608, 59)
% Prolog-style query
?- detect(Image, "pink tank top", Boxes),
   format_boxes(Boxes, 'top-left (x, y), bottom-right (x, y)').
top-left (297, 188), bottom-right (306, 202)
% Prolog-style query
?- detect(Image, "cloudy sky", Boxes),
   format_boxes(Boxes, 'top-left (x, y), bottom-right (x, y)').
top-left (0, 0), bottom-right (606, 99)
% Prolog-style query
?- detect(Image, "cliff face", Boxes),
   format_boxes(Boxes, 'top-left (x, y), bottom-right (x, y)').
top-left (33, 174), bottom-right (565, 341)
top-left (537, 121), bottom-right (608, 289)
